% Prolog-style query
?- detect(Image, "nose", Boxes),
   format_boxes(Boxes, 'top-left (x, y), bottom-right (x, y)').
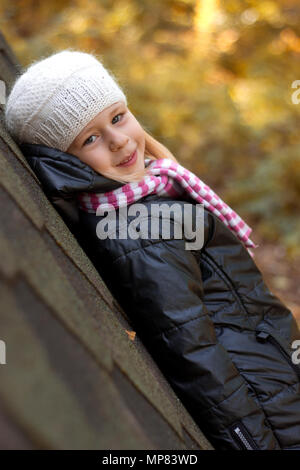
top-left (109, 130), bottom-right (129, 152)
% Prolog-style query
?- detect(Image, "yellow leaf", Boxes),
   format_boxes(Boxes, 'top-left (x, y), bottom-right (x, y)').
top-left (125, 330), bottom-right (136, 341)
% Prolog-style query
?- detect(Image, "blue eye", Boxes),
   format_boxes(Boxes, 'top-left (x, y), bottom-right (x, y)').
top-left (84, 135), bottom-right (97, 146)
top-left (83, 113), bottom-right (124, 146)
top-left (112, 113), bottom-right (123, 124)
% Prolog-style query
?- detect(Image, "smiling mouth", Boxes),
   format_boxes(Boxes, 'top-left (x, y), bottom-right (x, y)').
top-left (117, 150), bottom-right (137, 166)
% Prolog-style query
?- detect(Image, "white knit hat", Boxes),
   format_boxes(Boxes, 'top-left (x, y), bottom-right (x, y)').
top-left (4, 49), bottom-right (127, 152)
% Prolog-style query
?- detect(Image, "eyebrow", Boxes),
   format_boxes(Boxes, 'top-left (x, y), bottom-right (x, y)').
top-left (78, 103), bottom-right (124, 141)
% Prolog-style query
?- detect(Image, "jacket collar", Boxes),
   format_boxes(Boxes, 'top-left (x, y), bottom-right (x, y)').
top-left (20, 142), bottom-right (126, 232)
top-left (20, 143), bottom-right (125, 198)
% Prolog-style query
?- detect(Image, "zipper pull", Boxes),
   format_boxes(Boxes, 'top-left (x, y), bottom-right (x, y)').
top-left (256, 331), bottom-right (270, 342)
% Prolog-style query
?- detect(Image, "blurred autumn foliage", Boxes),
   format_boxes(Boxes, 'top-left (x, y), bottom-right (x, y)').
top-left (0, 0), bottom-right (299, 315)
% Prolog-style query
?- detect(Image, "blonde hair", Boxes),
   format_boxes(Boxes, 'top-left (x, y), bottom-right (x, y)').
top-left (98, 128), bottom-right (179, 184)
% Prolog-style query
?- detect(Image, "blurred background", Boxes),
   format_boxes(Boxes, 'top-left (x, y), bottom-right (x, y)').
top-left (0, 0), bottom-right (299, 322)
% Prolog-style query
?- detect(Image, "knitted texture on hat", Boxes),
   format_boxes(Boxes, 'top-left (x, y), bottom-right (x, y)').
top-left (4, 50), bottom-right (127, 152)
top-left (77, 158), bottom-right (259, 258)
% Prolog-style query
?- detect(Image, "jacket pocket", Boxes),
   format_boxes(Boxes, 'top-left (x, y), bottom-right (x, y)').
top-left (256, 329), bottom-right (300, 382)
top-left (229, 420), bottom-right (260, 450)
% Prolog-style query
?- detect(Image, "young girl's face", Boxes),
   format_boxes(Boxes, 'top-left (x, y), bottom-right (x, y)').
top-left (67, 101), bottom-right (146, 179)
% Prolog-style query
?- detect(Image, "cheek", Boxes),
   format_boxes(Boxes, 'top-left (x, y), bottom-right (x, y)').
top-left (83, 152), bottom-right (97, 166)
top-left (132, 123), bottom-right (145, 145)
top-left (82, 151), bottom-right (106, 171)
top-left (128, 115), bottom-right (143, 138)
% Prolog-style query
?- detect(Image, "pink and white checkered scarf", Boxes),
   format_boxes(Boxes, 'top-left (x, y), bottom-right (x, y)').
top-left (77, 158), bottom-right (258, 257)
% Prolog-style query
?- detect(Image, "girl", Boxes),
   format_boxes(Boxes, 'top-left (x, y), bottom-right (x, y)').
top-left (5, 50), bottom-right (300, 450)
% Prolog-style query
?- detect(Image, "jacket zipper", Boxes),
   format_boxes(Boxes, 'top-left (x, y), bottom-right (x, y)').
top-left (229, 421), bottom-right (259, 450)
top-left (256, 330), bottom-right (300, 381)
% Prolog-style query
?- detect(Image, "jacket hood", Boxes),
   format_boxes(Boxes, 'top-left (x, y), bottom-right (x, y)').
top-left (20, 142), bottom-right (125, 231)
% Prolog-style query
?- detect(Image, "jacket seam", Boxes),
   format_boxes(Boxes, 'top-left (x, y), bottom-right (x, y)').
top-left (155, 312), bottom-right (208, 338)
top-left (201, 251), bottom-right (256, 330)
top-left (259, 304), bottom-right (291, 343)
top-left (111, 231), bottom-right (185, 264)
top-left (197, 380), bottom-right (247, 416)
top-left (239, 279), bottom-right (289, 340)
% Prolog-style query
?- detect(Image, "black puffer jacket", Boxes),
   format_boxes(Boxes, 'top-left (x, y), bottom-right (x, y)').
top-left (21, 143), bottom-right (300, 450)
